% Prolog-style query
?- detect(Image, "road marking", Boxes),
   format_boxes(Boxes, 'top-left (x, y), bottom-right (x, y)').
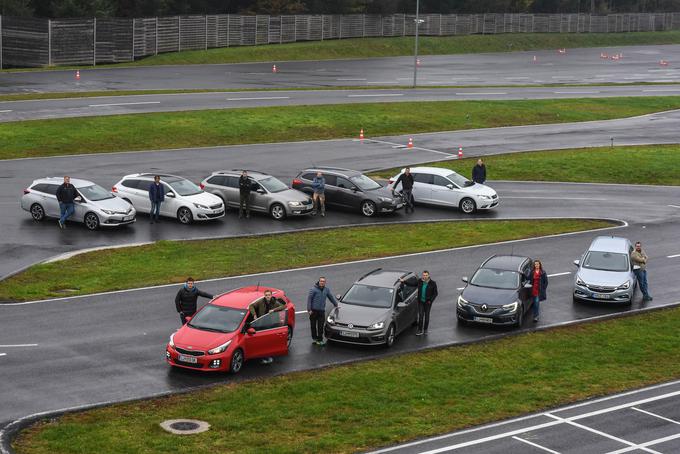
top-left (347, 94), bottom-right (403, 98)
top-left (0, 353), bottom-right (6, 357)
top-left (668, 204), bottom-right (680, 209)
top-left (503, 196), bottom-right (608, 201)
top-left (0, 344), bottom-right (38, 347)
top-left (547, 272), bottom-right (571, 277)
top-left (88, 101), bottom-right (161, 107)
top-left (366, 81), bottom-right (399, 84)
top-left (668, 254), bottom-right (680, 258)
top-left (226, 96), bottom-right (290, 101)
top-left (455, 92), bottom-right (508, 95)
top-left (643, 89), bottom-right (680, 92)
top-left (553, 91), bottom-right (600, 94)
top-left (512, 436), bottom-right (561, 454)
top-left (631, 407), bottom-right (680, 425)
top-left (0, 110), bottom-right (12, 113)
top-left (363, 138), bottom-right (457, 158)
top-left (606, 432), bottom-right (680, 454)
top-left (337, 78), bottom-right (367, 81)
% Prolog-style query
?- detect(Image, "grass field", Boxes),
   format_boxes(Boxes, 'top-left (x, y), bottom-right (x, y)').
top-left (372, 144), bottom-right (680, 186)
top-left (0, 219), bottom-right (611, 302)
top-left (14, 304), bottom-right (680, 454)
top-left (3, 97), bottom-right (680, 159)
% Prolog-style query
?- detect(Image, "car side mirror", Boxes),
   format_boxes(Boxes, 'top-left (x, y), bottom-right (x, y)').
top-left (166, 192), bottom-right (175, 198)
top-left (256, 188), bottom-right (265, 194)
top-left (335, 294), bottom-right (342, 301)
top-left (396, 302), bottom-right (407, 309)
top-left (573, 260), bottom-right (580, 267)
top-left (447, 184), bottom-right (454, 190)
top-left (246, 327), bottom-right (256, 335)
top-left (461, 276), bottom-right (468, 283)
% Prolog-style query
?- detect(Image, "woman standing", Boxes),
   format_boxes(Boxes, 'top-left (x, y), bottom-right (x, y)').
top-left (526, 260), bottom-right (548, 323)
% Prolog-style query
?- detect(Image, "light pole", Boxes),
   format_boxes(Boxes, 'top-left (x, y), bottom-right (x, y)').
top-left (412, 0), bottom-right (423, 88)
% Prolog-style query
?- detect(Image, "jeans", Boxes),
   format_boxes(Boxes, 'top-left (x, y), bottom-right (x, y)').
top-left (150, 201), bottom-right (162, 221)
top-left (309, 310), bottom-right (325, 341)
top-left (418, 301), bottom-right (432, 332)
top-left (532, 296), bottom-right (540, 318)
top-left (239, 192), bottom-right (250, 216)
top-left (59, 202), bottom-right (75, 224)
top-left (312, 192), bottom-right (325, 215)
top-left (402, 189), bottom-right (414, 212)
top-left (634, 269), bottom-right (651, 299)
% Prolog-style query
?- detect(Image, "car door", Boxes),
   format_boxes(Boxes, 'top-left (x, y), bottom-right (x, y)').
top-left (245, 310), bottom-right (289, 358)
top-left (221, 176), bottom-right (240, 209)
top-left (38, 184), bottom-right (61, 218)
top-left (411, 173), bottom-right (434, 204)
top-left (430, 175), bottom-right (463, 207)
top-left (335, 176), bottom-right (360, 209)
top-left (395, 280), bottom-right (418, 333)
top-left (319, 174), bottom-right (338, 207)
top-left (206, 175), bottom-right (228, 205)
top-left (249, 180), bottom-right (268, 213)
top-left (124, 179), bottom-right (151, 213)
top-left (519, 261), bottom-right (533, 310)
top-left (160, 182), bottom-right (178, 217)
top-left (72, 188), bottom-right (89, 222)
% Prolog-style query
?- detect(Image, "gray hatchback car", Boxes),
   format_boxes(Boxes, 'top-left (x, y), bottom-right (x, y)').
top-left (201, 170), bottom-right (313, 220)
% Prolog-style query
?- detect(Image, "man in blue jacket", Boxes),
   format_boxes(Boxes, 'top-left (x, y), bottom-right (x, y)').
top-left (311, 171), bottom-right (326, 217)
top-left (307, 276), bottom-right (338, 345)
top-left (148, 175), bottom-right (165, 223)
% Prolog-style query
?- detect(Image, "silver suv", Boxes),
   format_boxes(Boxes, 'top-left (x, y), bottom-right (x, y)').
top-left (21, 177), bottom-right (136, 230)
top-left (200, 170), bottom-right (313, 220)
top-left (573, 236), bottom-right (637, 304)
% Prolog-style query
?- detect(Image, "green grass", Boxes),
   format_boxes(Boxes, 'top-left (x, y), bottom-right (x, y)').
top-left (0, 219), bottom-right (610, 302)
top-left (14, 304), bottom-right (680, 454)
top-left (3, 97), bottom-right (680, 159)
top-left (371, 144), bottom-right (680, 186)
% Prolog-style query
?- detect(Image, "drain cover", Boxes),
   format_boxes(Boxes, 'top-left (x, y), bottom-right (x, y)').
top-left (160, 419), bottom-right (210, 435)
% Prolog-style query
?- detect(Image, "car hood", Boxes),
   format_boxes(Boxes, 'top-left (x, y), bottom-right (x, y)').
top-left (461, 284), bottom-right (519, 307)
top-left (91, 196), bottom-right (134, 213)
top-left (366, 185), bottom-right (396, 199)
top-left (464, 183), bottom-right (497, 197)
top-left (183, 192), bottom-right (223, 205)
top-left (331, 303), bottom-right (390, 326)
top-left (271, 188), bottom-right (312, 203)
top-left (577, 267), bottom-right (633, 287)
top-left (173, 325), bottom-right (236, 351)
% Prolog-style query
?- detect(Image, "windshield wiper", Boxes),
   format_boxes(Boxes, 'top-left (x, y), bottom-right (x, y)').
top-left (190, 325), bottom-right (226, 333)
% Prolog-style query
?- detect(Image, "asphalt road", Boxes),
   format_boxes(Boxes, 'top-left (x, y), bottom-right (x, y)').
top-left (0, 45), bottom-right (679, 95)
top-left (3, 84), bottom-right (680, 122)
top-left (2, 109), bottom-right (680, 280)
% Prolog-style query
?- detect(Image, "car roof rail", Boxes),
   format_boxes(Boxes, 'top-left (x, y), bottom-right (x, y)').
top-left (480, 254), bottom-right (497, 267)
top-left (309, 166), bottom-right (353, 172)
top-left (358, 268), bottom-right (381, 281)
top-left (231, 169), bottom-right (266, 175)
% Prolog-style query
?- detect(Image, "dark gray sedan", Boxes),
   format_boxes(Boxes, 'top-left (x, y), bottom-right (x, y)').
top-left (325, 269), bottom-right (418, 347)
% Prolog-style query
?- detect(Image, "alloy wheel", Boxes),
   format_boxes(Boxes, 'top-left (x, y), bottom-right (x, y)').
top-left (460, 198), bottom-right (476, 214)
top-left (230, 349), bottom-right (244, 374)
top-left (177, 207), bottom-right (192, 224)
top-left (84, 213), bottom-right (100, 230)
top-left (270, 203), bottom-right (285, 220)
top-left (30, 204), bottom-right (45, 221)
top-left (361, 201), bottom-right (376, 217)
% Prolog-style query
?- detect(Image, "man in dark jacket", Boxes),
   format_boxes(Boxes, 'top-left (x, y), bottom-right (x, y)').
top-left (148, 175), bottom-right (165, 224)
top-left (248, 289), bottom-right (286, 364)
top-left (175, 277), bottom-right (214, 325)
top-left (307, 277), bottom-right (338, 345)
top-left (472, 159), bottom-right (487, 185)
top-left (404, 270), bottom-right (438, 336)
top-left (392, 167), bottom-right (415, 213)
top-left (311, 172), bottom-right (326, 217)
top-left (238, 170), bottom-right (251, 219)
top-left (56, 176), bottom-right (80, 229)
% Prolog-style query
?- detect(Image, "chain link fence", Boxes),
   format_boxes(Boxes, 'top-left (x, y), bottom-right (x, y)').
top-left (2, 12), bottom-right (680, 69)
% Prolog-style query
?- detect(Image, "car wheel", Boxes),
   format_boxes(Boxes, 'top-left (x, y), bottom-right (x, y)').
top-left (230, 348), bottom-right (244, 374)
top-left (361, 200), bottom-right (377, 217)
top-left (515, 304), bottom-right (525, 329)
top-left (84, 212), bottom-right (100, 230)
top-left (30, 203), bottom-right (45, 221)
top-left (177, 207), bottom-right (193, 224)
top-left (287, 326), bottom-right (293, 348)
top-left (384, 324), bottom-right (396, 348)
top-left (459, 197), bottom-right (476, 214)
top-left (270, 203), bottom-right (286, 221)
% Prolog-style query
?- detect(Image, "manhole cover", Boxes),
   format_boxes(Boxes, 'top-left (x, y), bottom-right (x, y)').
top-left (160, 419), bottom-right (210, 435)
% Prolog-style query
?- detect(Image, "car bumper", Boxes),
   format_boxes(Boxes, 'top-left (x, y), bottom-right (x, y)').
top-left (476, 198), bottom-right (500, 210)
top-left (456, 307), bottom-right (519, 326)
top-left (378, 201), bottom-right (404, 213)
top-left (99, 215), bottom-right (136, 227)
top-left (324, 324), bottom-right (388, 345)
top-left (287, 204), bottom-right (315, 216)
top-left (573, 285), bottom-right (633, 304)
top-left (166, 345), bottom-right (230, 372)
top-left (194, 209), bottom-right (225, 221)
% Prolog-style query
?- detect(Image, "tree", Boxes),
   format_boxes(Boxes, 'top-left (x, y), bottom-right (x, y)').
top-left (42, 0), bottom-right (116, 17)
top-left (0, 0), bottom-right (34, 16)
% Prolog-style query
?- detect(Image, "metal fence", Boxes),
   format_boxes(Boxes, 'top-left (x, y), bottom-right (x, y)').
top-left (2, 12), bottom-right (680, 68)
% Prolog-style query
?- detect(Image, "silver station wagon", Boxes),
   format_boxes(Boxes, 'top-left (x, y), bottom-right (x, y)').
top-left (21, 177), bottom-right (136, 230)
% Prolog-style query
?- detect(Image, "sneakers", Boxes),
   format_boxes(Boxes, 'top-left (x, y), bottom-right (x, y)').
top-left (317, 340), bottom-right (327, 346)
top-left (533, 317), bottom-right (539, 323)
top-left (58, 220), bottom-right (64, 229)
top-left (260, 357), bottom-right (273, 365)
top-left (415, 331), bottom-right (423, 336)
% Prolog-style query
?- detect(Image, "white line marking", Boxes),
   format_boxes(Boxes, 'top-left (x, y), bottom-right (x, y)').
top-left (456, 287), bottom-right (464, 291)
top-left (553, 91), bottom-right (600, 94)
top-left (337, 78), bottom-right (367, 81)
top-left (0, 344), bottom-right (38, 348)
top-left (547, 272), bottom-right (571, 277)
top-left (512, 436), bottom-right (561, 454)
top-left (0, 353), bottom-right (6, 357)
top-left (455, 92), bottom-right (508, 95)
top-left (347, 94), bottom-right (404, 98)
top-left (631, 407), bottom-right (680, 425)
top-left (668, 204), bottom-right (680, 209)
top-left (226, 96), bottom-right (290, 101)
top-left (667, 254), bottom-right (680, 258)
top-left (88, 101), bottom-right (161, 107)
top-left (503, 196), bottom-right (608, 201)
top-left (366, 81), bottom-right (398, 84)
top-left (364, 138), bottom-right (456, 158)
top-left (606, 432), bottom-right (680, 454)
top-left (0, 109), bottom-right (12, 113)
top-left (642, 89), bottom-right (680, 92)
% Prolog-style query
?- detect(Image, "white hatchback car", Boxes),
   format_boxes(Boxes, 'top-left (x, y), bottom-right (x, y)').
top-left (387, 166), bottom-right (499, 214)
top-left (113, 173), bottom-right (225, 224)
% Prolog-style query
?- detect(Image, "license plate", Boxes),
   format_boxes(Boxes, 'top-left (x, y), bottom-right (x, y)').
top-left (474, 317), bottom-right (493, 324)
top-left (123, 216), bottom-right (132, 221)
top-left (178, 354), bottom-right (198, 363)
top-left (593, 293), bottom-right (611, 300)
top-left (340, 331), bottom-right (360, 338)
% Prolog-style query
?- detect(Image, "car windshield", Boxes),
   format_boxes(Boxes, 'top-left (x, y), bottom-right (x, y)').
top-left (258, 176), bottom-right (288, 193)
top-left (342, 284), bottom-right (393, 308)
top-left (188, 305), bottom-right (246, 333)
top-left (447, 171), bottom-right (475, 188)
top-left (168, 179), bottom-right (203, 196)
top-left (470, 268), bottom-right (519, 290)
top-left (582, 251), bottom-right (630, 272)
top-left (78, 184), bottom-right (114, 201)
top-left (350, 174), bottom-right (382, 191)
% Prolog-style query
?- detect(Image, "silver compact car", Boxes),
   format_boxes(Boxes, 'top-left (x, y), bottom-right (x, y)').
top-left (201, 170), bottom-right (313, 220)
top-left (21, 177), bottom-right (136, 230)
top-left (573, 236), bottom-right (637, 304)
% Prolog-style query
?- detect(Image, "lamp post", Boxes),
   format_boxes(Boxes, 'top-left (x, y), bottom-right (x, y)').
top-left (412, 0), bottom-right (423, 88)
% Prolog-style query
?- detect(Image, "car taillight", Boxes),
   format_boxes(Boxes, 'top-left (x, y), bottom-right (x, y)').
top-left (111, 186), bottom-right (118, 192)
top-left (23, 188), bottom-right (30, 195)
top-left (199, 183), bottom-right (205, 190)
top-left (292, 179), bottom-right (302, 186)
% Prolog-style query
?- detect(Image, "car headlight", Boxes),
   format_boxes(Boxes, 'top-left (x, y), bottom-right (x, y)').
top-left (288, 201), bottom-right (303, 207)
top-left (502, 302), bottom-right (519, 312)
top-left (193, 203), bottom-right (209, 210)
top-left (457, 295), bottom-right (469, 308)
top-left (576, 277), bottom-right (587, 287)
top-left (479, 195), bottom-right (492, 200)
top-left (369, 321), bottom-right (385, 330)
top-left (101, 209), bottom-right (115, 215)
top-left (169, 333), bottom-right (176, 347)
top-left (208, 340), bottom-right (232, 355)
top-left (326, 315), bottom-right (335, 325)
top-left (378, 197), bottom-right (393, 203)
top-left (617, 281), bottom-right (631, 290)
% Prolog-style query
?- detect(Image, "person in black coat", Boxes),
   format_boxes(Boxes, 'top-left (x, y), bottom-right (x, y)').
top-left (175, 277), bottom-right (214, 325)
top-left (392, 167), bottom-right (415, 213)
top-left (472, 159), bottom-right (487, 184)
top-left (148, 175), bottom-right (165, 224)
top-left (238, 171), bottom-right (251, 219)
top-left (56, 176), bottom-right (80, 229)
top-left (402, 271), bottom-right (438, 335)
top-left (525, 260), bottom-right (548, 323)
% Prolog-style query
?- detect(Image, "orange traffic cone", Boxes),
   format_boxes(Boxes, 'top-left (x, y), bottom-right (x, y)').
top-left (359, 128), bottom-right (364, 141)
top-left (75, 70), bottom-right (80, 81)
top-left (407, 137), bottom-right (413, 149)
top-left (272, 64), bottom-right (278, 73)
top-left (458, 146), bottom-right (463, 159)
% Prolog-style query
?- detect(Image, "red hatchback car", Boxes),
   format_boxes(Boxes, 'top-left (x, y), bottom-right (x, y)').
top-left (166, 286), bottom-right (296, 373)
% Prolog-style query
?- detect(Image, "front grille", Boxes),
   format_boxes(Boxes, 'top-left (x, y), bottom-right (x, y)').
top-left (329, 333), bottom-right (371, 343)
top-left (209, 203), bottom-right (222, 209)
top-left (175, 347), bottom-right (205, 357)
top-left (175, 360), bottom-right (204, 368)
top-left (204, 211), bottom-right (224, 219)
top-left (334, 322), bottom-right (368, 329)
top-left (469, 303), bottom-right (502, 315)
top-left (585, 285), bottom-right (617, 293)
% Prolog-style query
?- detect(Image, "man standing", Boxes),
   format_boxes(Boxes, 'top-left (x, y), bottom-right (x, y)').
top-left (248, 289), bottom-right (286, 364)
top-left (631, 241), bottom-right (652, 302)
top-left (311, 171), bottom-right (326, 217)
top-left (307, 277), bottom-right (338, 346)
top-left (148, 175), bottom-right (165, 224)
top-left (414, 271), bottom-right (438, 336)
top-left (175, 277), bottom-right (214, 325)
top-left (472, 159), bottom-right (487, 185)
top-left (56, 175), bottom-right (79, 229)
top-left (392, 167), bottom-right (415, 213)
top-left (238, 170), bottom-right (251, 219)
